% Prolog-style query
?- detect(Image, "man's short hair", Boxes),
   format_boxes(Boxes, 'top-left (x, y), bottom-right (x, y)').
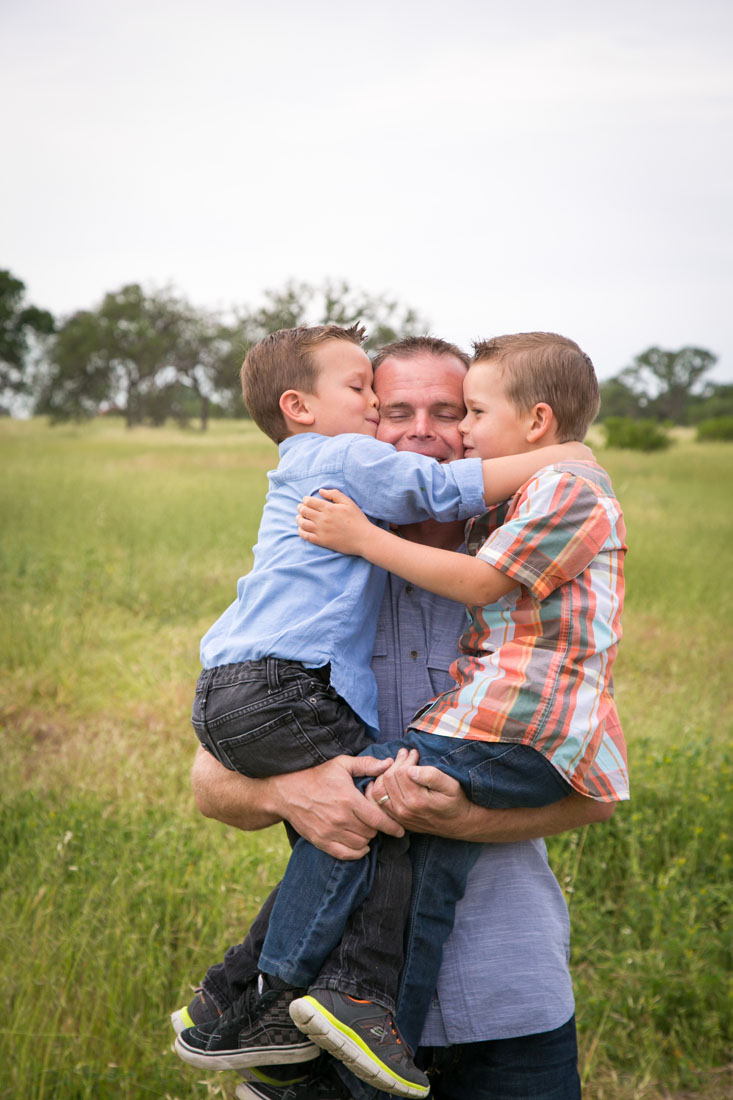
top-left (372, 335), bottom-right (470, 371)
top-left (241, 323), bottom-right (366, 443)
top-left (472, 332), bottom-right (600, 441)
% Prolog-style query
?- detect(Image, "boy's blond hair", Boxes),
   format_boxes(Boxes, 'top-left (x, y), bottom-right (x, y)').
top-left (241, 323), bottom-right (366, 443)
top-left (472, 332), bottom-right (600, 441)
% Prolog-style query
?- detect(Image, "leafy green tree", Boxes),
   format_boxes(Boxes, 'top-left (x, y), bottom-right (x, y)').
top-left (167, 304), bottom-right (246, 428)
top-left (0, 269), bottom-right (54, 412)
top-left (41, 285), bottom-right (186, 426)
top-left (598, 375), bottom-right (647, 420)
top-left (38, 308), bottom-right (113, 421)
top-left (623, 346), bottom-right (717, 423)
top-left (241, 279), bottom-right (427, 354)
top-left (37, 278), bottom-right (428, 426)
top-left (686, 382), bottom-right (733, 424)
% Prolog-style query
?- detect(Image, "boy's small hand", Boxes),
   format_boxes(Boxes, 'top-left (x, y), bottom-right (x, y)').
top-left (297, 489), bottom-right (373, 556)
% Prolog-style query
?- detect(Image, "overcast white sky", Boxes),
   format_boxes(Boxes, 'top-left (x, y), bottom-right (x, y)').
top-left (3, 0), bottom-right (732, 382)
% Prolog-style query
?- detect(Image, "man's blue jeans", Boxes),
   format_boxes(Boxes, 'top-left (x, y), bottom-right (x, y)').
top-left (420, 1016), bottom-right (581, 1099)
top-left (259, 731), bottom-right (571, 1044)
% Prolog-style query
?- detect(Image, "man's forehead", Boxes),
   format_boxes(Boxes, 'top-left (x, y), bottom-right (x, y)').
top-left (374, 353), bottom-right (466, 402)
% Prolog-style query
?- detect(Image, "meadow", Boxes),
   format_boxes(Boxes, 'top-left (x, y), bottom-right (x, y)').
top-left (1, 418), bottom-right (730, 1100)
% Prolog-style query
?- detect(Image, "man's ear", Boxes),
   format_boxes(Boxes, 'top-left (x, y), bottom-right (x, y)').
top-left (526, 402), bottom-right (556, 443)
top-left (279, 389), bottom-right (315, 429)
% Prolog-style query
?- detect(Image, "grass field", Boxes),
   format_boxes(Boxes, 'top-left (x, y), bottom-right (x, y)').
top-left (1, 418), bottom-right (731, 1100)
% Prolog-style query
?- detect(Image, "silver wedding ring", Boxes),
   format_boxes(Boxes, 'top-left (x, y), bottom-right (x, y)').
top-left (377, 794), bottom-right (391, 806)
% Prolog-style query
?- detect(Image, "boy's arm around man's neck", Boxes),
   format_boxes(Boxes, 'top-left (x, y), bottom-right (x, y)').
top-left (478, 440), bottom-right (593, 506)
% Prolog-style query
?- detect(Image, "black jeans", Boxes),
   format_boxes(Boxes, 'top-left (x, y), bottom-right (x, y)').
top-left (192, 657), bottom-right (412, 1008)
top-left (192, 657), bottom-right (373, 776)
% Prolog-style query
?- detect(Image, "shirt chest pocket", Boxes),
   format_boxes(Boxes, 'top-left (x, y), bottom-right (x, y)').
top-left (372, 625), bottom-right (388, 662)
top-left (426, 633), bottom-right (461, 695)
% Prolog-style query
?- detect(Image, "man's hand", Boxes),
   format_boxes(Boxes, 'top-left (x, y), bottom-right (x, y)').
top-left (367, 748), bottom-right (614, 842)
top-left (267, 755), bottom-right (405, 860)
top-left (191, 746), bottom-right (404, 861)
top-left (368, 749), bottom-right (474, 837)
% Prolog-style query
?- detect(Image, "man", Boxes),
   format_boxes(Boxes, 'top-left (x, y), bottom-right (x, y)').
top-left (189, 336), bottom-right (613, 1098)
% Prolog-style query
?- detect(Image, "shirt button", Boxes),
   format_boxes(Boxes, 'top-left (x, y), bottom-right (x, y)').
top-left (410, 650), bottom-right (419, 660)
top-left (405, 584), bottom-right (414, 595)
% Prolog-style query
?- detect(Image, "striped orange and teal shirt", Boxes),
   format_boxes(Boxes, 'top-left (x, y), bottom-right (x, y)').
top-left (410, 461), bottom-right (629, 802)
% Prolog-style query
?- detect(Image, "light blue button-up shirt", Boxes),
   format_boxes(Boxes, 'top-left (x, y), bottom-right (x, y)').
top-left (372, 573), bottom-right (575, 1044)
top-left (200, 433), bottom-right (485, 730)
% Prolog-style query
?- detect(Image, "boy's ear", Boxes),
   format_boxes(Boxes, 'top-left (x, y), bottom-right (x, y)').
top-left (279, 389), bottom-right (316, 428)
top-left (526, 402), bottom-right (556, 443)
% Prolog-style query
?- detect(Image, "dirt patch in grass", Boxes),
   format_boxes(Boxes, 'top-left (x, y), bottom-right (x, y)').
top-left (1, 695), bottom-right (194, 807)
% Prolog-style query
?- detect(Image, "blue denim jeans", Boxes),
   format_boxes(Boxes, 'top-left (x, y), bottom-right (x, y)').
top-left (418, 1015), bottom-right (581, 1099)
top-left (339, 1014), bottom-right (580, 1100)
top-left (259, 730), bottom-right (571, 1023)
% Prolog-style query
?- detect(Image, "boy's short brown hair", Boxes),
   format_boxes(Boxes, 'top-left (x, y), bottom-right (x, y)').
top-left (241, 323), bottom-right (366, 443)
top-left (372, 334), bottom-right (470, 371)
top-left (472, 332), bottom-right (600, 441)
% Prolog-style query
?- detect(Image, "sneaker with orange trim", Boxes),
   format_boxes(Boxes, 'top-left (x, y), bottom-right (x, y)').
top-left (289, 989), bottom-right (429, 1099)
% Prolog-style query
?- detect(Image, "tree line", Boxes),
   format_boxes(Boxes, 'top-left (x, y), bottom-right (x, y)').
top-left (2, 267), bottom-right (729, 429)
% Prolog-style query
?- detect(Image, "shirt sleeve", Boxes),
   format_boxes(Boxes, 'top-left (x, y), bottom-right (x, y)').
top-left (339, 436), bottom-right (486, 524)
top-left (475, 468), bottom-right (615, 600)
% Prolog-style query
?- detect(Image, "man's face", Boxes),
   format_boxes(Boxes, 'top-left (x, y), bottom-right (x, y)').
top-left (374, 353), bottom-right (467, 460)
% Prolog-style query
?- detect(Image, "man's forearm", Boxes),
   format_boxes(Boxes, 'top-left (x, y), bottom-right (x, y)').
top-left (191, 745), bottom-right (282, 831)
top-left (373, 755), bottom-right (615, 843)
top-left (433, 791), bottom-right (615, 844)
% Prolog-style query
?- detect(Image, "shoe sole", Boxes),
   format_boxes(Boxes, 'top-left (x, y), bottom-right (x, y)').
top-left (171, 1008), bottom-right (311, 1084)
top-left (173, 1029), bottom-right (319, 1073)
top-left (289, 996), bottom-right (430, 1099)
top-left (170, 1007), bottom-right (194, 1036)
top-left (174, 1032), bottom-right (320, 1071)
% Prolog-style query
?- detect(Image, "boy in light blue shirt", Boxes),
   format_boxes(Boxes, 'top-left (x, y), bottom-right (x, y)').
top-left (177, 323), bottom-right (586, 1097)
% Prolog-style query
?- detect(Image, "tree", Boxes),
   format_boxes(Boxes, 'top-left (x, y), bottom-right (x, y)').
top-left (41, 285), bottom-right (186, 426)
top-left (686, 382), bottom-right (733, 424)
top-left (598, 375), bottom-right (647, 420)
top-left (240, 279), bottom-right (428, 354)
top-left (166, 304), bottom-right (246, 428)
top-left (0, 269), bottom-right (54, 413)
top-left (37, 278), bottom-right (429, 426)
top-left (622, 346), bottom-right (717, 423)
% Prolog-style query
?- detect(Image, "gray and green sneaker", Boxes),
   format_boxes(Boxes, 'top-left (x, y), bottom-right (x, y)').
top-left (175, 980), bottom-right (320, 1071)
top-left (289, 989), bottom-right (430, 1099)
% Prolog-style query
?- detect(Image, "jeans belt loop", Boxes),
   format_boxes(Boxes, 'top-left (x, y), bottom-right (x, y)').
top-left (266, 655), bottom-right (280, 693)
top-left (199, 667), bottom-right (215, 710)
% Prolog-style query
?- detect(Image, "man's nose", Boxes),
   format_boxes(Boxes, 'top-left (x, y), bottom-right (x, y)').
top-left (408, 411), bottom-right (434, 438)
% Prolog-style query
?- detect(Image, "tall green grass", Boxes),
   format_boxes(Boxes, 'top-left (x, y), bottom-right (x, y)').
top-left (1, 420), bottom-right (731, 1099)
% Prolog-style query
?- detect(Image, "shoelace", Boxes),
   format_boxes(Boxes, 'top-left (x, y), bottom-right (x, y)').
top-left (214, 979), bottom-right (262, 1031)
